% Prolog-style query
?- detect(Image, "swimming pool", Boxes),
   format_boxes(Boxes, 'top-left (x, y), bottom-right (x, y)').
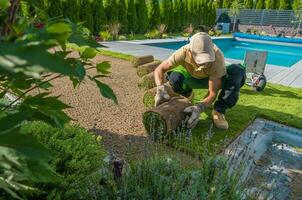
top-left (145, 38), bottom-right (302, 68)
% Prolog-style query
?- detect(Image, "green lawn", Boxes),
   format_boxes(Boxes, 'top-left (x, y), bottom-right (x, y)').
top-left (96, 50), bottom-right (302, 156)
top-left (185, 83), bottom-right (302, 154)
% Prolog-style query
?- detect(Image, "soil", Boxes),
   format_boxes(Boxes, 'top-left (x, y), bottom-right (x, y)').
top-left (46, 54), bottom-right (200, 166)
top-left (48, 54), bottom-right (149, 158)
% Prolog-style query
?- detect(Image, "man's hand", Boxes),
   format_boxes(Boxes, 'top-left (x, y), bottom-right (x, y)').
top-left (183, 103), bottom-right (206, 129)
top-left (154, 84), bottom-right (170, 107)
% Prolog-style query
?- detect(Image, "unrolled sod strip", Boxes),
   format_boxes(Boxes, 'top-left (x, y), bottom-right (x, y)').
top-left (131, 55), bottom-right (154, 67)
top-left (143, 97), bottom-right (192, 140)
top-left (136, 60), bottom-right (161, 77)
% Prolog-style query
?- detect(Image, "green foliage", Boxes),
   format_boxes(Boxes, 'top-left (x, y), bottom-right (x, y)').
top-left (279, 0), bottom-right (291, 9)
top-left (47, 0), bottom-right (63, 18)
top-left (256, 0), bottom-right (265, 9)
top-left (105, 0), bottom-right (118, 23)
top-left (145, 29), bottom-right (160, 39)
top-left (293, 0), bottom-right (302, 10)
top-left (0, 3), bottom-right (117, 197)
top-left (127, 0), bottom-right (138, 33)
top-left (96, 155), bottom-right (244, 199)
top-left (149, 0), bottom-right (161, 30)
top-left (244, 0), bottom-right (254, 8)
top-left (118, 0), bottom-right (128, 33)
top-left (19, 121), bottom-right (106, 199)
top-left (222, 0), bottom-right (232, 8)
top-left (63, 0), bottom-right (80, 23)
top-left (93, 0), bottom-right (107, 34)
top-left (136, 0), bottom-right (148, 33)
top-left (99, 30), bottom-right (112, 41)
top-left (79, 0), bottom-right (94, 32)
top-left (265, 0), bottom-right (277, 9)
top-left (161, 0), bottom-right (174, 32)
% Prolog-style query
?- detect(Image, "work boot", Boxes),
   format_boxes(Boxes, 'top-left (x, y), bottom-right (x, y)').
top-left (212, 110), bottom-right (229, 130)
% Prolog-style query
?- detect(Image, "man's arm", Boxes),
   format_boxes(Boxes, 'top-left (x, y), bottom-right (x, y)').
top-left (154, 60), bottom-right (173, 86)
top-left (201, 77), bottom-right (222, 107)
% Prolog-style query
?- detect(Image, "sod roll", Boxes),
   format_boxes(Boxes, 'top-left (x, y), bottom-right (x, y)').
top-left (131, 55), bottom-right (154, 67)
top-left (138, 71), bottom-right (168, 90)
top-left (137, 60), bottom-right (161, 77)
top-left (143, 97), bottom-right (192, 140)
top-left (143, 86), bottom-right (179, 108)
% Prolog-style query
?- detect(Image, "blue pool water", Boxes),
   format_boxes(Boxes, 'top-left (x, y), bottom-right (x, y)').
top-left (145, 38), bottom-right (302, 67)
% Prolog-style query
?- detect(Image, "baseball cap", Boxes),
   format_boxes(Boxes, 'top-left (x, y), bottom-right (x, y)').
top-left (189, 32), bottom-right (215, 65)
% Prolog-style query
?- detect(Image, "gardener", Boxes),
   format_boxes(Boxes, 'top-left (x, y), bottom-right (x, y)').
top-left (154, 32), bottom-right (246, 130)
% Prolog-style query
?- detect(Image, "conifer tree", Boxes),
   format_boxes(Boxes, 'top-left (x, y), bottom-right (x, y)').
top-left (106, 0), bottom-right (119, 23)
top-left (63, 0), bottom-right (80, 22)
top-left (244, 0), bottom-right (254, 8)
top-left (222, 0), bottom-right (231, 8)
top-left (279, 0), bottom-right (291, 9)
top-left (173, 0), bottom-right (181, 32)
top-left (136, 0), bottom-right (148, 33)
top-left (93, 0), bottom-right (107, 34)
top-left (118, 0), bottom-right (128, 33)
top-left (127, 0), bottom-right (138, 33)
top-left (149, 0), bottom-right (161, 29)
top-left (265, 0), bottom-right (276, 9)
top-left (256, 0), bottom-right (265, 9)
top-left (80, 0), bottom-right (94, 32)
top-left (48, 0), bottom-right (63, 17)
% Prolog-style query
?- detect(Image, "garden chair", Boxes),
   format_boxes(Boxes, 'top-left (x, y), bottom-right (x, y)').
top-left (244, 50), bottom-right (268, 91)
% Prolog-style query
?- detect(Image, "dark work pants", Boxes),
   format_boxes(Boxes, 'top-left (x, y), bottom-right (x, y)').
top-left (167, 64), bottom-right (246, 114)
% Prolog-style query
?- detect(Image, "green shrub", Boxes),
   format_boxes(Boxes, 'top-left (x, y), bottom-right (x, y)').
top-left (162, 33), bottom-right (169, 38)
top-left (145, 30), bottom-right (160, 39)
top-left (19, 121), bottom-right (106, 200)
top-left (118, 35), bottom-right (127, 40)
top-left (208, 30), bottom-right (215, 36)
top-left (99, 30), bottom-right (112, 41)
top-left (215, 30), bottom-right (222, 36)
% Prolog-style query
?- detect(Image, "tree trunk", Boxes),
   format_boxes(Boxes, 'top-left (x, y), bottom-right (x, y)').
top-left (143, 97), bottom-right (192, 141)
top-left (233, 15), bottom-right (237, 32)
top-left (137, 60), bottom-right (161, 77)
top-left (131, 55), bottom-right (154, 67)
top-left (1, 0), bottom-right (20, 36)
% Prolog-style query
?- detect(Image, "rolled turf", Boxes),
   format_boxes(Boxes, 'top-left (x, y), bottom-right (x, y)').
top-left (137, 60), bottom-right (161, 77)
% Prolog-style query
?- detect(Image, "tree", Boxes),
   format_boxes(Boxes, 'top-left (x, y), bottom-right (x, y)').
top-left (48, 0), bottom-right (63, 18)
top-left (80, 0), bottom-right (94, 32)
top-left (118, 0), bottom-right (128, 33)
top-left (0, 1), bottom-right (117, 198)
top-left (279, 0), bottom-right (291, 9)
top-left (106, 0), bottom-right (118, 23)
top-left (265, 0), bottom-right (276, 9)
top-left (293, 0), bottom-right (302, 35)
top-left (63, 0), bottom-right (80, 23)
top-left (136, 0), bottom-right (148, 33)
top-left (149, 0), bottom-right (161, 30)
top-left (93, 0), bottom-right (107, 34)
top-left (222, 0), bottom-right (231, 8)
top-left (256, 0), bottom-right (265, 9)
top-left (173, 0), bottom-right (181, 32)
top-left (244, 0), bottom-right (254, 8)
top-left (161, 0), bottom-right (170, 27)
top-left (214, 0), bottom-right (223, 8)
top-left (229, 0), bottom-right (243, 31)
top-left (127, 0), bottom-right (138, 33)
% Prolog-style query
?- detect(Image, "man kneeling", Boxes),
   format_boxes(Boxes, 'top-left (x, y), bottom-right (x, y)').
top-left (154, 32), bottom-right (246, 130)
